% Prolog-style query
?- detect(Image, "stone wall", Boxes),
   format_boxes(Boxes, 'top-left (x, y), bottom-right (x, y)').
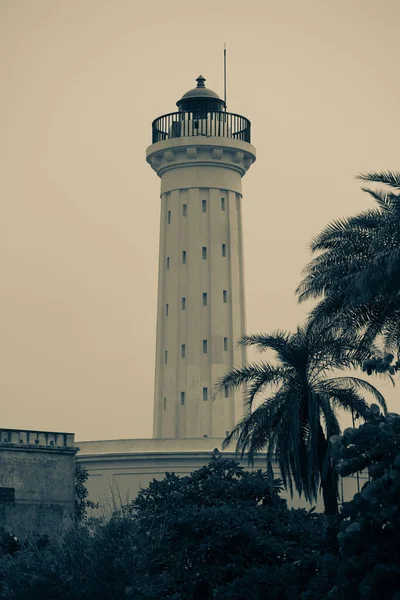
top-left (0, 429), bottom-right (78, 540)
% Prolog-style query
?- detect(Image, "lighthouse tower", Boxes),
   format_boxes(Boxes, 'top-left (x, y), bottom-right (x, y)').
top-left (147, 75), bottom-right (256, 440)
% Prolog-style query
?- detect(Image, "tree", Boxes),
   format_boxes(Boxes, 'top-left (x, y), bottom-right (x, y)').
top-left (327, 406), bottom-right (400, 599)
top-left (75, 463), bottom-right (98, 523)
top-left (214, 323), bottom-right (386, 515)
top-left (297, 170), bottom-right (400, 352)
top-left (130, 455), bottom-right (332, 600)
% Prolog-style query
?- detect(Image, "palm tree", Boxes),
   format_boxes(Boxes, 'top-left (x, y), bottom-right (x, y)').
top-left (214, 323), bottom-right (386, 515)
top-left (297, 170), bottom-right (400, 351)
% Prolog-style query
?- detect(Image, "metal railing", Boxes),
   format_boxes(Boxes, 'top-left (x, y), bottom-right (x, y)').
top-left (152, 111), bottom-right (251, 144)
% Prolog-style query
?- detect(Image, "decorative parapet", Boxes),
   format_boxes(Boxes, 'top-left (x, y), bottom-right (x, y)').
top-left (0, 429), bottom-right (78, 453)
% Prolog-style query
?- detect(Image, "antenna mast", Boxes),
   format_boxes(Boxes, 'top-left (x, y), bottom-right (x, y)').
top-left (223, 43), bottom-right (227, 111)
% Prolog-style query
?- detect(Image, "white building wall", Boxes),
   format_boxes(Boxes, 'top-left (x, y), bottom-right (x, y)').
top-left (77, 438), bottom-right (367, 515)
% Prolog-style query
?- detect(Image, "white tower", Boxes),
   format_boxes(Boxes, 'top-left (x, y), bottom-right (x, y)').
top-left (147, 75), bottom-right (256, 439)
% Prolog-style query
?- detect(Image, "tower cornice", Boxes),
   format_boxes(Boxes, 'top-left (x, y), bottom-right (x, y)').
top-left (146, 137), bottom-right (256, 179)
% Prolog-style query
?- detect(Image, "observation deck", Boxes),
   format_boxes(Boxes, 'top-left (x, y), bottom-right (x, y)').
top-left (152, 110), bottom-right (251, 144)
top-left (151, 75), bottom-right (251, 145)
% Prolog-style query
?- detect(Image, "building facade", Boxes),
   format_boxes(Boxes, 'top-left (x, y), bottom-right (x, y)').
top-left (0, 428), bottom-right (78, 539)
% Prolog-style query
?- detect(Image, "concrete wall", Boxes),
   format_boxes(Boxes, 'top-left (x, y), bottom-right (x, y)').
top-left (77, 437), bottom-right (366, 515)
top-left (0, 428), bottom-right (78, 540)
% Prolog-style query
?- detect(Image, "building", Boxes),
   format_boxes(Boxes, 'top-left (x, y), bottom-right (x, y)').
top-left (77, 438), bottom-right (331, 514)
top-left (148, 74), bottom-right (256, 440)
top-left (77, 76), bottom-right (362, 512)
top-left (0, 428), bottom-right (78, 539)
top-left (77, 435), bottom-right (365, 514)
top-left (78, 75), bottom-right (258, 506)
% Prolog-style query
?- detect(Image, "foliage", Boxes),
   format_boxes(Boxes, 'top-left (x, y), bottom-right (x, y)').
top-left (362, 352), bottom-right (400, 377)
top-left (0, 457), bottom-right (338, 599)
top-left (297, 170), bottom-right (400, 351)
top-left (75, 463), bottom-right (98, 523)
top-left (132, 450), bottom-right (284, 515)
top-left (326, 406), bottom-right (400, 599)
top-left (214, 322), bottom-right (385, 514)
top-left (130, 455), bottom-right (334, 599)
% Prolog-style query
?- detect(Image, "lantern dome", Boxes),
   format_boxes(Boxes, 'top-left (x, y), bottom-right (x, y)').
top-left (176, 75), bottom-right (225, 112)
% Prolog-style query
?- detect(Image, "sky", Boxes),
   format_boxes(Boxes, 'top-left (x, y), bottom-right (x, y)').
top-left (1, 0), bottom-right (399, 442)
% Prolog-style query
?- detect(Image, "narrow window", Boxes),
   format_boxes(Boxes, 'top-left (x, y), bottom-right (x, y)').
top-left (164, 350), bottom-right (168, 364)
top-left (182, 297), bottom-right (186, 310)
top-left (203, 340), bottom-right (208, 354)
top-left (163, 397), bottom-right (167, 411)
top-left (203, 292), bottom-right (208, 306)
top-left (224, 385), bottom-right (229, 398)
top-left (202, 199), bottom-right (207, 212)
top-left (226, 431), bottom-right (229, 437)
top-left (182, 250), bottom-right (187, 264)
top-left (165, 303), bottom-right (169, 316)
top-left (168, 210), bottom-right (171, 224)
top-left (181, 391), bottom-right (185, 406)
top-left (222, 244), bottom-right (227, 257)
top-left (182, 204), bottom-right (187, 216)
top-left (0, 487), bottom-right (15, 503)
top-left (202, 247), bottom-right (207, 260)
top-left (223, 337), bottom-right (228, 351)
top-left (167, 256), bottom-right (170, 269)
top-left (221, 197), bottom-right (225, 211)
top-left (223, 290), bottom-right (228, 303)
top-left (203, 387), bottom-right (208, 401)
top-left (181, 344), bottom-right (186, 358)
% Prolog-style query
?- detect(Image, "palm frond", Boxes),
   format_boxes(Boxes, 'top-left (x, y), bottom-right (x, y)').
top-left (323, 376), bottom-right (387, 413)
top-left (222, 391), bottom-right (287, 459)
top-left (360, 187), bottom-right (396, 212)
top-left (298, 172), bottom-right (400, 350)
top-left (237, 332), bottom-right (298, 368)
top-left (319, 396), bottom-right (341, 439)
top-left (319, 385), bottom-right (370, 418)
top-left (244, 370), bottom-right (293, 411)
top-left (357, 171), bottom-right (400, 190)
top-left (212, 362), bottom-right (288, 403)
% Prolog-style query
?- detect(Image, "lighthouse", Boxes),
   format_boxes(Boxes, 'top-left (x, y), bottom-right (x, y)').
top-left (78, 77), bottom-right (334, 514)
top-left (147, 75), bottom-right (256, 440)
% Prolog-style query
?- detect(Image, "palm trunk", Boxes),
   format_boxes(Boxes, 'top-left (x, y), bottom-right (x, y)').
top-left (321, 465), bottom-right (339, 515)
top-left (317, 425), bottom-right (339, 515)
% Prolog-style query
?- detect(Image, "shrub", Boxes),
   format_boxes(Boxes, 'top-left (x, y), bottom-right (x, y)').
top-left (75, 463), bottom-right (98, 523)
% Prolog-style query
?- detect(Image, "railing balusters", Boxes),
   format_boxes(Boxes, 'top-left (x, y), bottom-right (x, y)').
top-left (151, 111), bottom-right (251, 144)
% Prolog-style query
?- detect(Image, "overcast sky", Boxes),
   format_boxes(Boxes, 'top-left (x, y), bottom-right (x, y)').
top-left (1, 0), bottom-right (399, 442)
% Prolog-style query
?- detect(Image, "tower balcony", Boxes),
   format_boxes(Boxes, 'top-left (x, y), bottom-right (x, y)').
top-left (152, 110), bottom-right (251, 145)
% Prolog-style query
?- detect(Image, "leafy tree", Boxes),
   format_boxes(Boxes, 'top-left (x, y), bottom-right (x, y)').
top-left (327, 406), bottom-right (400, 599)
top-left (75, 463), bottom-right (98, 523)
top-left (214, 323), bottom-right (386, 514)
top-left (297, 170), bottom-right (400, 351)
top-left (130, 455), bottom-right (332, 600)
